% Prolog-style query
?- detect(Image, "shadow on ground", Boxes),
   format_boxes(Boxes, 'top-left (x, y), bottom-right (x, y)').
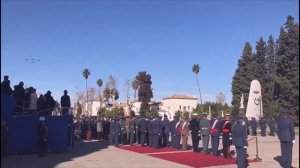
top-left (1, 140), bottom-right (110, 168)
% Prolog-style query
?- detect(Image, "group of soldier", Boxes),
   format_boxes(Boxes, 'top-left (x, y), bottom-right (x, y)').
top-left (247, 116), bottom-right (277, 136)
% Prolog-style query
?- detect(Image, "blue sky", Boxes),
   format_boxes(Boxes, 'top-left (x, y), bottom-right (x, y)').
top-left (1, 0), bottom-right (299, 105)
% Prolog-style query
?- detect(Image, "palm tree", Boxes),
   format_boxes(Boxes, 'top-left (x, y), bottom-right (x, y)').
top-left (82, 68), bottom-right (91, 115)
top-left (97, 78), bottom-right (103, 109)
top-left (192, 64), bottom-right (203, 113)
top-left (131, 78), bottom-right (138, 101)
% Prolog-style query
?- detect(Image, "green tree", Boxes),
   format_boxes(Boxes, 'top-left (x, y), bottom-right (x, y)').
top-left (136, 71), bottom-right (153, 116)
top-left (82, 68), bottom-right (91, 115)
top-left (97, 78), bottom-right (103, 108)
top-left (192, 64), bottom-right (203, 113)
top-left (275, 16), bottom-right (299, 116)
top-left (97, 107), bottom-right (106, 117)
top-left (231, 42), bottom-right (254, 115)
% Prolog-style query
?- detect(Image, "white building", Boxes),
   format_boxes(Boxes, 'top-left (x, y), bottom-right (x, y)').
top-left (87, 94), bottom-right (197, 118)
top-left (159, 95), bottom-right (198, 120)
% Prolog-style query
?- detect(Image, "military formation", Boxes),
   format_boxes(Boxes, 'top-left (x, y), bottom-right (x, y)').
top-left (71, 108), bottom-right (295, 168)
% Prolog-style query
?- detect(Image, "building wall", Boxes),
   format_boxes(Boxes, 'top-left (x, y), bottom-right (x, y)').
top-left (160, 99), bottom-right (197, 119)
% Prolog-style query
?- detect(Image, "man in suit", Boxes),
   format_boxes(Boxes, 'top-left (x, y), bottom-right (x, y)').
top-left (37, 116), bottom-right (48, 157)
top-left (170, 116), bottom-right (177, 148)
top-left (210, 112), bottom-right (221, 156)
top-left (139, 115), bottom-right (148, 146)
top-left (190, 113), bottom-right (200, 152)
top-left (199, 112), bottom-right (211, 154)
top-left (274, 108), bottom-right (296, 168)
top-left (162, 115), bottom-right (170, 147)
top-left (232, 116), bottom-right (248, 168)
top-left (129, 116), bottom-right (135, 145)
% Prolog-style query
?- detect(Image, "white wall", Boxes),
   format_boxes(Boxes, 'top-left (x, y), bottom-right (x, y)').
top-left (160, 99), bottom-right (197, 119)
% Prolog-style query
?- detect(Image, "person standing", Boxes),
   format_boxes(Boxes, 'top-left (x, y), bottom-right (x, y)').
top-left (259, 117), bottom-right (267, 137)
top-left (180, 116), bottom-right (190, 150)
top-left (129, 116), bottom-right (135, 145)
top-left (250, 117), bottom-right (257, 136)
top-left (60, 90), bottom-right (71, 116)
top-left (97, 118), bottom-right (103, 140)
top-left (190, 113), bottom-right (200, 152)
top-left (274, 108), bottom-right (296, 168)
top-left (139, 115), bottom-right (148, 146)
top-left (119, 117), bottom-right (125, 145)
top-left (170, 116), bottom-right (177, 148)
top-left (114, 117), bottom-right (121, 147)
top-left (148, 116), bottom-right (154, 148)
top-left (162, 115), bottom-right (170, 147)
top-left (199, 112), bottom-right (211, 154)
top-left (134, 116), bottom-right (140, 144)
top-left (221, 113), bottom-right (232, 158)
top-left (210, 112), bottom-right (221, 156)
top-left (29, 88), bottom-right (38, 114)
top-left (174, 116), bottom-right (181, 149)
top-left (152, 116), bottom-right (161, 149)
top-left (232, 116), bottom-right (248, 168)
top-left (1, 75), bottom-right (13, 96)
top-left (269, 116), bottom-right (277, 136)
top-left (37, 116), bottom-right (48, 157)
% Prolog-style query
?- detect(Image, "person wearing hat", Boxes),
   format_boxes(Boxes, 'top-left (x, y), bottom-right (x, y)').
top-left (259, 117), bottom-right (267, 137)
top-left (60, 90), bottom-right (71, 116)
top-left (199, 112), bottom-right (211, 154)
top-left (174, 116), bottom-right (182, 149)
top-left (134, 115), bottom-right (140, 145)
top-left (221, 113), bottom-right (232, 158)
top-left (232, 115), bottom-right (248, 168)
top-left (1, 75), bottom-right (13, 96)
top-left (274, 108), bottom-right (295, 168)
top-left (37, 116), bottom-right (48, 157)
top-left (162, 115), bottom-right (170, 147)
top-left (113, 117), bottom-right (121, 147)
top-left (190, 113), bottom-right (200, 152)
top-left (169, 115), bottom-right (177, 148)
top-left (210, 111), bottom-right (222, 156)
top-left (179, 115), bottom-right (190, 150)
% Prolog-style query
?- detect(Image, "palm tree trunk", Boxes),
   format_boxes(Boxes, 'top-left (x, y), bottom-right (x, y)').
top-left (99, 88), bottom-right (102, 109)
top-left (86, 78), bottom-right (88, 116)
top-left (195, 74), bottom-right (203, 113)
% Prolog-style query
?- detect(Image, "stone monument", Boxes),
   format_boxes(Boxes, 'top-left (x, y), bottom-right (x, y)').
top-left (246, 80), bottom-right (263, 120)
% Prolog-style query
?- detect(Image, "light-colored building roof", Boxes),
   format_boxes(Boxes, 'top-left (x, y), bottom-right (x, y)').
top-left (163, 94), bottom-right (197, 100)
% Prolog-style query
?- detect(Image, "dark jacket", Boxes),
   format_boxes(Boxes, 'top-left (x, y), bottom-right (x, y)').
top-left (232, 122), bottom-right (248, 147)
top-left (277, 117), bottom-right (295, 141)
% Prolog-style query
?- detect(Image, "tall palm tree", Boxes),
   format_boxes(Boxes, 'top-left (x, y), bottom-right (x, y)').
top-left (131, 78), bottom-right (139, 101)
top-left (192, 64), bottom-right (203, 113)
top-left (97, 78), bottom-right (103, 109)
top-left (82, 68), bottom-right (91, 115)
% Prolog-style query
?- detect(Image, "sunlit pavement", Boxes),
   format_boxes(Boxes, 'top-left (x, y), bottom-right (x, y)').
top-left (1, 134), bottom-right (299, 168)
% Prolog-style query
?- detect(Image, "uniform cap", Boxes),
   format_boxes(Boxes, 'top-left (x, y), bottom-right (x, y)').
top-left (192, 113), bottom-right (198, 116)
top-left (225, 113), bottom-right (231, 116)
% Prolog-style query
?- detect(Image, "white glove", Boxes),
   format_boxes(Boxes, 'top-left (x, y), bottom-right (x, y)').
top-left (292, 140), bottom-right (295, 144)
top-left (229, 137), bottom-right (232, 140)
top-left (219, 136), bottom-right (223, 139)
top-left (243, 146), bottom-right (247, 148)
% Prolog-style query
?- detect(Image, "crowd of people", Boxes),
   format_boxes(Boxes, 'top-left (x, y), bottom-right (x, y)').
top-left (1, 75), bottom-right (71, 116)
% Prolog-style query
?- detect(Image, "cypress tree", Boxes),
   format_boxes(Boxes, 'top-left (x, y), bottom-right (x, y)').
top-left (136, 71), bottom-right (154, 116)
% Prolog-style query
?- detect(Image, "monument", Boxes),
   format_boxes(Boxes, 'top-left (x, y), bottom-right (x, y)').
top-left (246, 80), bottom-right (263, 120)
top-left (239, 93), bottom-right (245, 115)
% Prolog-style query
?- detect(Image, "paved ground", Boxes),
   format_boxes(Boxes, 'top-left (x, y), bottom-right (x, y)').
top-left (1, 134), bottom-right (299, 168)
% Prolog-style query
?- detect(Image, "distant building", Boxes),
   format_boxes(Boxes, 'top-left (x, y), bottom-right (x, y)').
top-left (87, 94), bottom-right (197, 118)
top-left (159, 95), bottom-right (197, 119)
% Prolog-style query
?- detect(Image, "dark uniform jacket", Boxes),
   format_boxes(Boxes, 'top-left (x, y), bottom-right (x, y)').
top-left (189, 118), bottom-right (199, 135)
top-left (277, 117), bottom-right (295, 141)
top-left (210, 118), bottom-right (221, 137)
top-left (221, 120), bottom-right (232, 146)
top-left (139, 118), bottom-right (147, 133)
top-left (162, 119), bottom-right (170, 134)
top-left (232, 123), bottom-right (248, 147)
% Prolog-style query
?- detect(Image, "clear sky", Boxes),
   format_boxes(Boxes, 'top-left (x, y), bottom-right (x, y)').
top-left (1, 0), bottom-right (299, 106)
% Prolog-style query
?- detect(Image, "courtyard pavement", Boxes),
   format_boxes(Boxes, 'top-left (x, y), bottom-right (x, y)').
top-left (1, 134), bottom-right (299, 168)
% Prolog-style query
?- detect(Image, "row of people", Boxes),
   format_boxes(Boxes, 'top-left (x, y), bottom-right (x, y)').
top-left (1, 75), bottom-right (71, 116)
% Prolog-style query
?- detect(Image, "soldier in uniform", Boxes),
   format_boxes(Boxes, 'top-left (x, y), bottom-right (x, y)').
top-left (124, 116), bottom-right (131, 145)
top-left (109, 118), bottom-right (115, 145)
top-left (199, 112), bottom-right (211, 154)
top-left (232, 115), bottom-right (248, 168)
top-left (259, 117), bottom-right (267, 137)
top-left (153, 116), bottom-right (162, 149)
top-left (221, 113), bottom-right (232, 158)
top-left (180, 116), bottom-right (190, 150)
top-left (170, 116), bottom-right (177, 148)
top-left (190, 113), bottom-right (200, 152)
top-left (119, 117), bottom-right (125, 145)
top-left (274, 108), bottom-right (296, 168)
top-left (129, 116), bottom-right (135, 145)
top-left (113, 117), bottom-right (121, 147)
top-left (139, 115), bottom-right (148, 146)
top-left (210, 112), bottom-right (221, 156)
top-left (162, 115), bottom-right (170, 147)
top-left (174, 116), bottom-right (182, 149)
top-left (268, 116), bottom-right (276, 136)
top-left (249, 117), bottom-right (257, 136)
top-left (134, 115), bottom-right (140, 144)
top-left (37, 116), bottom-right (48, 157)
top-left (148, 116), bottom-right (154, 148)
